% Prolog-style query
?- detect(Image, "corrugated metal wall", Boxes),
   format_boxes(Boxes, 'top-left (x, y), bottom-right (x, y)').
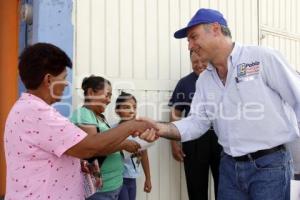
top-left (73, 0), bottom-right (299, 199)
top-left (259, 0), bottom-right (300, 71)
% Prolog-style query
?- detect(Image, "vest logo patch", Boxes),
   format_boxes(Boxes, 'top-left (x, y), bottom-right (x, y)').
top-left (237, 61), bottom-right (260, 77)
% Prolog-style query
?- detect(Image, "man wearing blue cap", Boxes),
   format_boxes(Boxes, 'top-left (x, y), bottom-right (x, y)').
top-left (140, 8), bottom-right (300, 200)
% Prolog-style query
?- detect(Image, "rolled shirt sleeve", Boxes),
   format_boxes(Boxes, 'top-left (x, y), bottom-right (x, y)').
top-left (173, 78), bottom-right (211, 142)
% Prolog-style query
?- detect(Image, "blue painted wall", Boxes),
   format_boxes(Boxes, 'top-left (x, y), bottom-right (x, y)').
top-left (31, 0), bottom-right (74, 117)
top-left (18, 0), bottom-right (30, 96)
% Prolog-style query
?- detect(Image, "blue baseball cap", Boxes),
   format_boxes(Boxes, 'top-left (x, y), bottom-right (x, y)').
top-left (174, 8), bottom-right (228, 39)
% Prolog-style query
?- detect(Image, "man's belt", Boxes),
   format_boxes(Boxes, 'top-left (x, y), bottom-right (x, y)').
top-left (232, 145), bottom-right (285, 162)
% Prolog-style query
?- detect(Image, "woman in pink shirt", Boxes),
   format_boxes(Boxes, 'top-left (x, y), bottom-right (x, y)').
top-left (4, 43), bottom-right (156, 200)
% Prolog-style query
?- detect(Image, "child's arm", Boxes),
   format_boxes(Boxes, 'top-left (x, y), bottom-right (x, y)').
top-left (141, 150), bottom-right (152, 193)
top-left (118, 139), bottom-right (141, 153)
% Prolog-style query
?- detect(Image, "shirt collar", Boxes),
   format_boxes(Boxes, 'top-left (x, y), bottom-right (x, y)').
top-left (229, 42), bottom-right (241, 65)
top-left (206, 42), bottom-right (241, 71)
top-left (20, 92), bottom-right (49, 106)
top-left (206, 64), bottom-right (214, 71)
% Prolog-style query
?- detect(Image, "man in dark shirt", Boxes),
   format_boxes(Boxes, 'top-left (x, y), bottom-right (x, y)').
top-left (169, 51), bottom-right (222, 200)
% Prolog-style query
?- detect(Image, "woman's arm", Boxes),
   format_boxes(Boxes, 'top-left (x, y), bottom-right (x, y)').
top-left (65, 120), bottom-right (153, 159)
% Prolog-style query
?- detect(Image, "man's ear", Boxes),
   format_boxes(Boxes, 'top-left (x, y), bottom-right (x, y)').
top-left (211, 23), bottom-right (221, 36)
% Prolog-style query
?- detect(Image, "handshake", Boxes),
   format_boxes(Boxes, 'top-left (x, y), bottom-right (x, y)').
top-left (129, 117), bottom-right (181, 143)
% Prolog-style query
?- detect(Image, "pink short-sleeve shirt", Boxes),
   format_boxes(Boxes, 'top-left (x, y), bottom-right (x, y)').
top-left (4, 93), bottom-right (87, 200)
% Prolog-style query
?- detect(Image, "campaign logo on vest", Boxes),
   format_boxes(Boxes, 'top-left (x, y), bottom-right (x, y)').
top-left (236, 61), bottom-right (260, 82)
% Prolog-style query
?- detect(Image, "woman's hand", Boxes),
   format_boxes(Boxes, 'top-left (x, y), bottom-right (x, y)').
top-left (129, 117), bottom-right (159, 137)
top-left (80, 160), bottom-right (90, 173)
top-left (139, 128), bottom-right (159, 142)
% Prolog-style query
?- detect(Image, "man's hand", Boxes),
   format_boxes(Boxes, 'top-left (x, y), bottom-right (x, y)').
top-left (122, 140), bottom-right (141, 153)
top-left (171, 141), bottom-right (185, 162)
top-left (134, 117), bottom-right (160, 142)
top-left (135, 116), bottom-right (181, 142)
top-left (129, 117), bottom-right (159, 137)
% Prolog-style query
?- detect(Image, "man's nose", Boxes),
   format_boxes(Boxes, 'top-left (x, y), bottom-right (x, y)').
top-left (188, 40), bottom-right (196, 51)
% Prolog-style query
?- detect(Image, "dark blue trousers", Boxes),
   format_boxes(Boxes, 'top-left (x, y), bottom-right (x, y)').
top-left (118, 178), bottom-right (136, 200)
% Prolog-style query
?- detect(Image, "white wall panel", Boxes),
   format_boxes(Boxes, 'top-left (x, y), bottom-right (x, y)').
top-left (260, 33), bottom-right (300, 71)
top-left (73, 0), bottom-right (299, 199)
top-left (169, 0), bottom-right (181, 81)
top-left (158, 0), bottom-right (170, 80)
top-left (297, 0), bottom-right (300, 34)
top-left (259, 0), bottom-right (300, 71)
top-left (260, 0), bottom-right (300, 35)
top-left (145, 0), bottom-right (158, 80)
top-left (120, 0), bottom-right (133, 78)
top-left (90, 0), bottom-right (105, 76)
top-left (145, 91), bottom-right (160, 200)
top-left (179, 0), bottom-right (191, 77)
top-left (75, 0), bottom-right (91, 75)
top-left (133, 0), bottom-right (146, 79)
top-left (106, 0), bottom-right (120, 77)
top-left (191, 0), bottom-right (200, 14)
